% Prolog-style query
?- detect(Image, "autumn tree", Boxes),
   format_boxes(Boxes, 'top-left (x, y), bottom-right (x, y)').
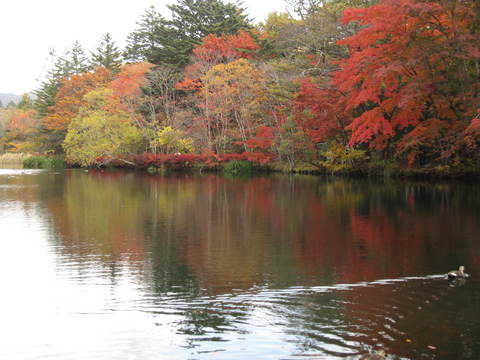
top-left (139, 66), bottom-right (181, 129)
top-left (63, 88), bottom-right (142, 166)
top-left (109, 62), bottom-right (153, 114)
top-left (191, 31), bottom-right (260, 64)
top-left (8, 109), bottom-right (37, 133)
top-left (333, 0), bottom-right (480, 165)
top-left (43, 67), bottom-right (114, 132)
top-left (154, 126), bottom-right (194, 154)
top-left (198, 59), bottom-right (268, 152)
top-left (0, 108), bottom-right (39, 152)
top-left (177, 31), bottom-right (261, 90)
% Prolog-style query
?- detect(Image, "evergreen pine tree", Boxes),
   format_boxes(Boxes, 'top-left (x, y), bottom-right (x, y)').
top-left (65, 41), bottom-right (90, 74)
top-left (124, 6), bottom-right (166, 63)
top-left (91, 33), bottom-right (123, 72)
top-left (125, 0), bottom-right (251, 67)
top-left (34, 49), bottom-right (72, 117)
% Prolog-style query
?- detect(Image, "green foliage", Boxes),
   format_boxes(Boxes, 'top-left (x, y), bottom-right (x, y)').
top-left (34, 51), bottom-right (70, 117)
top-left (125, 0), bottom-right (251, 67)
top-left (124, 6), bottom-right (166, 63)
top-left (64, 41), bottom-right (91, 74)
top-left (223, 160), bottom-right (252, 175)
top-left (23, 155), bottom-right (65, 169)
top-left (91, 33), bottom-right (122, 72)
top-left (34, 42), bottom-right (89, 118)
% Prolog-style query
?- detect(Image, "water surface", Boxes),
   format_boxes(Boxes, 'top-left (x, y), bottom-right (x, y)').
top-left (0, 169), bottom-right (479, 359)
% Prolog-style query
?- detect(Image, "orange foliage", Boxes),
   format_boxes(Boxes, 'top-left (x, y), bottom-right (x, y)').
top-left (109, 62), bottom-right (153, 104)
top-left (44, 67), bottom-right (113, 131)
top-left (175, 78), bottom-right (203, 92)
top-left (8, 109), bottom-right (38, 133)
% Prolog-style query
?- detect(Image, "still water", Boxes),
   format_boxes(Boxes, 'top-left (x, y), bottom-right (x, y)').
top-left (0, 169), bottom-right (479, 359)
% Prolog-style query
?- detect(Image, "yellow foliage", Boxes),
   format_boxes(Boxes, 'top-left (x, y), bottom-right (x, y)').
top-left (320, 141), bottom-right (368, 173)
top-left (156, 126), bottom-right (194, 153)
top-left (63, 89), bottom-right (142, 166)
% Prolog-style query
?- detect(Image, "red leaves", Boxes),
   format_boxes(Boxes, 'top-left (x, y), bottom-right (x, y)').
top-left (330, 0), bottom-right (480, 159)
top-left (294, 77), bottom-right (350, 143)
top-left (246, 126), bottom-right (275, 150)
top-left (132, 151), bottom-right (275, 168)
top-left (466, 110), bottom-right (480, 136)
top-left (347, 107), bottom-right (394, 146)
top-left (176, 31), bottom-right (260, 93)
top-left (192, 31), bottom-right (260, 63)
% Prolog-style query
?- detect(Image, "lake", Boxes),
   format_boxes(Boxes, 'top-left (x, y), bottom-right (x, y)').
top-left (0, 169), bottom-right (479, 359)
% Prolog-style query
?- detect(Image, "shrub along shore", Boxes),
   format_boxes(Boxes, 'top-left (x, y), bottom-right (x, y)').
top-left (18, 153), bottom-right (480, 179)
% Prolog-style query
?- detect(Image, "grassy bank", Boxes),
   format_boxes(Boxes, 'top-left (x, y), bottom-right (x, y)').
top-left (0, 153), bottom-right (30, 166)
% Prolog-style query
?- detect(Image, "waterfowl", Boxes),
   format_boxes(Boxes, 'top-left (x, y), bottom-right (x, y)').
top-left (360, 349), bottom-right (386, 360)
top-left (447, 266), bottom-right (468, 280)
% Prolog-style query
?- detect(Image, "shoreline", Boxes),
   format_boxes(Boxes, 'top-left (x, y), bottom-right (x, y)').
top-left (13, 153), bottom-right (480, 180)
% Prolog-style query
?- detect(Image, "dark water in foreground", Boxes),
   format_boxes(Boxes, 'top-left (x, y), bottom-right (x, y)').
top-left (0, 169), bottom-right (479, 359)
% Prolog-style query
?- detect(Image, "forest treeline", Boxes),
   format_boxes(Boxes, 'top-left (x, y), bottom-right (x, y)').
top-left (0, 0), bottom-right (479, 175)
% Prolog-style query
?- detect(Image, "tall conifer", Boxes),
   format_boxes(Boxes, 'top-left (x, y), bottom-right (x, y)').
top-left (91, 33), bottom-right (122, 72)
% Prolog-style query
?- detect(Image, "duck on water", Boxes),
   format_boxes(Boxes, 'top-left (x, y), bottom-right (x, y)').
top-left (447, 266), bottom-right (469, 280)
top-left (359, 349), bottom-right (386, 360)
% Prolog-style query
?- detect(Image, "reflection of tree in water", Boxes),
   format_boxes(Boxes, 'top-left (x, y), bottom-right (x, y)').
top-left (38, 170), bottom-right (480, 356)
top-left (291, 178), bottom-right (480, 284)
top-left (44, 171), bottom-right (480, 293)
top-left (44, 170), bottom-right (202, 296)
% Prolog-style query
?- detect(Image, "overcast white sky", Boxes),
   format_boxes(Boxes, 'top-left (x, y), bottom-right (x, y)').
top-left (0, 0), bottom-right (287, 94)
